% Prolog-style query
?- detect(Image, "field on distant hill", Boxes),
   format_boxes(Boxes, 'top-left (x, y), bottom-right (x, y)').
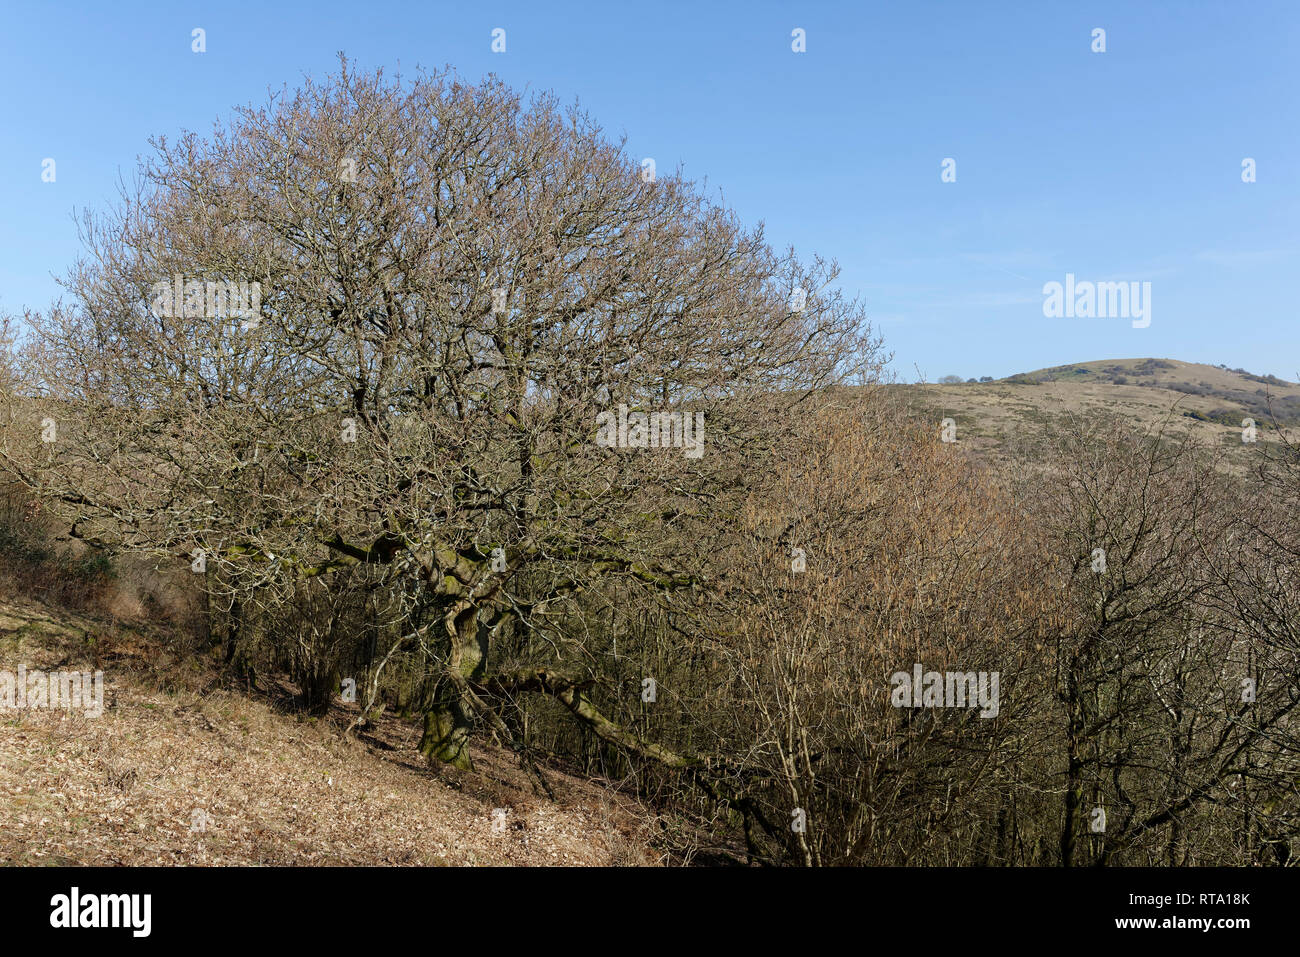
top-left (894, 359), bottom-right (1300, 473)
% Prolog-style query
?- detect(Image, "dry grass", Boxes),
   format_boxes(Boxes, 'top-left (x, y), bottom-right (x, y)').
top-left (0, 593), bottom-right (664, 866)
top-left (893, 358), bottom-right (1297, 475)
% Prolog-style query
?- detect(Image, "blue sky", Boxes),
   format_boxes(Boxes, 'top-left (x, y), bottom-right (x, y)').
top-left (2, 1), bottom-right (1297, 381)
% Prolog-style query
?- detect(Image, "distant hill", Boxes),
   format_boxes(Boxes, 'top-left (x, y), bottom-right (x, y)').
top-left (893, 359), bottom-right (1300, 472)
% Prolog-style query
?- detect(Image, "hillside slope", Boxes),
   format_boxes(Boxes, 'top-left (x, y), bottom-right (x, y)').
top-left (0, 594), bottom-right (661, 866)
top-left (896, 358), bottom-right (1298, 471)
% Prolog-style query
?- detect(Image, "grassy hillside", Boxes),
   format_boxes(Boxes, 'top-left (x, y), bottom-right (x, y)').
top-left (0, 485), bottom-right (667, 866)
top-left (895, 358), bottom-right (1299, 472)
top-left (0, 594), bottom-right (662, 865)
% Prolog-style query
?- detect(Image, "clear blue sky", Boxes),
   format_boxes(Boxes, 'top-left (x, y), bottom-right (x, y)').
top-left (2, 1), bottom-right (1297, 381)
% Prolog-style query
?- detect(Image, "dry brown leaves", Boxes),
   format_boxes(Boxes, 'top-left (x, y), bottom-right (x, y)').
top-left (0, 595), bottom-right (662, 867)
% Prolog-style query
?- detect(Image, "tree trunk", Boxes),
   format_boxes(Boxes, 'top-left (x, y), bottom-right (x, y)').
top-left (418, 606), bottom-right (487, 769)
top-left (420, 690), bottom-right (473, 769)
top-left (1060, 683), bottom-right (1083, 867)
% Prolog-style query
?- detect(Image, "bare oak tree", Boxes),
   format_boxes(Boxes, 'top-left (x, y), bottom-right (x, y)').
top-left (2, 60), bottom-right (880, 779)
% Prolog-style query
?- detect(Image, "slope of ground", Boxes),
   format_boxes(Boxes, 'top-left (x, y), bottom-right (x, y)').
top-left (0, 594), bottom-right (663, 866)
top-left (894, 359), bottom-right (1298, 472)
